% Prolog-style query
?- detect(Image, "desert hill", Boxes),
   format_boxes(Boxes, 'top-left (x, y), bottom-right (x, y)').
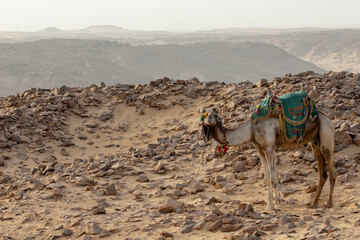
top-left (0, 39), bottom-right (323, 97)
top-left (0, 71), bottom-right (359, 239)
top-left (249, 29), bottom-right (360, 73)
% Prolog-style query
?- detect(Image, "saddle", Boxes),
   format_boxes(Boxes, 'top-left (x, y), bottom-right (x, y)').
top-left (252, 90), bottom-right (318, 143)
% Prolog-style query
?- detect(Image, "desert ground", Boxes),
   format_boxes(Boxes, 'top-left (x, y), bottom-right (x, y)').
top-left (0, 71), bottom-right (359, 240)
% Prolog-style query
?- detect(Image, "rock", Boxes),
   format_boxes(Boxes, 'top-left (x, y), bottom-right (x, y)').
top-left (138, 174), bottom-right (149, 182)
top-left (62, 229), bottom-right (73, 237)
top-left (93, 207), bottom-right (106, 214)
top-left (280, 174), bottom-right (295, 183)
top-left (353, 134), bottom-right (360, 146)
top-left (259, 224), bottom-right (278, 231)
top-left (19, 135), bottom-right (31, 143)
top-left (99, 111), bottom-right (113, 122)
top-left (155, 161), bottom-right (165, 172)
top-left (80, 235), bottom-right (92, 240)
top-left (98, 229), bottom-right (110, 238)
top-left (355, 219), bottom-right (360, 227)
top-left (209, 219), bottom-right (222, 232)
top-left (161, 231), bottom-right (174, 238)
top-left (243, 226), bottom-right (258, 234)
top-left (184, 87), bottom-right (197, 99)
top-left (180, 223), bottom-right (194, 234)
top-left (193, 221), bottom-right (206, 230)
top-left (247, 211), bottom-right (263, 219)
top-left (34, 181), bottom-right (46, 190)
top-left (158, 206), bottom-right (175, 214)
top-left (78, 134), bottom-right (88, 140)
top-left (335, 131), bottom-right (352, 145)
top-left (221, 224), bottom-right (242, 232)
top-left (303, 152), bottom-right (315, 162)
top-left (256, 79), bottom-right (268, 88)
top-left (88, 223), bottom-right (102, 235)
top-left (246, 157), bottom-right (258, 166)
top-left (234, 161), bottom-right (246, 172)
top-left (164, 198), bottom-right (184, 210)
top-left (52, 188), bottom-right (62, 198)
top-left (105, 183), bottom-right (117, 195)
top-left (204, 213), bottom-right (218, 222)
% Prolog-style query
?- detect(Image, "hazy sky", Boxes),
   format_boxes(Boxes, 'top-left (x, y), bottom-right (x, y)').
top-left (1, 0), bottom-right (360, 31)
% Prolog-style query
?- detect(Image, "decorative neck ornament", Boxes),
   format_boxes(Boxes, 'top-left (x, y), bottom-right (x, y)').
top-left (217, 131), bottom-right (229, 157)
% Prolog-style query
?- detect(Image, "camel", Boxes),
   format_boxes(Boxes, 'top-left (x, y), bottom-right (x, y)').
top-left (200, 96), bottom-right (336, 211)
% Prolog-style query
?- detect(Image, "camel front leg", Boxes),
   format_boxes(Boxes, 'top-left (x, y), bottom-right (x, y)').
top-left (264, 147), bottom-right (281, 211)
top-left (255, 146), bottom-right (274, 210)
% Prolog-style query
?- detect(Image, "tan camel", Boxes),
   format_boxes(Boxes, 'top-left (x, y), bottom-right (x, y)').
top-left (201, 106), bottom-right (336, 211)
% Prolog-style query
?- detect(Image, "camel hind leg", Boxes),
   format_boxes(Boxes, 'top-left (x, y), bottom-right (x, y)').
top-left (319, 113), bottom-right (336, 208)
top-left (309, 139), bottom-right (327, 208)
top-left (255, 145), bottom-right (274, 210)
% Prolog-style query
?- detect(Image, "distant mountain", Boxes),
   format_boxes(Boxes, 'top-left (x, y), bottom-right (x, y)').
top-left (0, 39), bottom-right (323, 96)
top-left (248, 29), bottom-right (360, 72)
top-left (38, 27), bottom-right (64, 33)
top-left (84, 25), bottom-right (126, 32)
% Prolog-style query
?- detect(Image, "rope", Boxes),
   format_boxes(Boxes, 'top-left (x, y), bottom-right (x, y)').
top-left (184, 146), bottom-right (206, 209)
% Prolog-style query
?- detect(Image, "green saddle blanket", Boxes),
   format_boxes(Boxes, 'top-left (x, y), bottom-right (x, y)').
top-left (252, 90), bottom-right (318, 143)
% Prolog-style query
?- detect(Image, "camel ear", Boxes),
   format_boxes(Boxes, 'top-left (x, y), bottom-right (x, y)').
top-left (213, 107), bottom-right (220, 115)
top-left (199, 107), bottom-right (205, 114)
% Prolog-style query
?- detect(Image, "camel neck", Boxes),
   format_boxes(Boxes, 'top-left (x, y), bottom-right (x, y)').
top-left (214, 119), bottom-right (252, 147)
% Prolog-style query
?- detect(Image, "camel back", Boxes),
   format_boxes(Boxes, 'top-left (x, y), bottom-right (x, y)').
top-left (252, 90), bottom-right (318, 143)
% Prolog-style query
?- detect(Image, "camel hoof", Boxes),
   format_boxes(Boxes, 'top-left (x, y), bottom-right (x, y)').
top-left (309, 203), bottom-right (317, 209)
top-left (325, 202), bottom-right (333, 208)
top-left (266, 205), bottom-right (274, 211)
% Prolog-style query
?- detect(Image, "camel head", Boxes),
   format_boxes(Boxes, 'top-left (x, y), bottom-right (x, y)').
top-left (200, 108), bottom-right (222, 141)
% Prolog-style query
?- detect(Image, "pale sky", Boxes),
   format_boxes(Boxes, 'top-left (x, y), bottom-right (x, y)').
top-left (1, 0), bottom-right (360, 32)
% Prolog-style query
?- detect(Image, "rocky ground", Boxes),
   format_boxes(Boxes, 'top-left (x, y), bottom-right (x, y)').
top-left (0, 71), bottom-right (360, 240)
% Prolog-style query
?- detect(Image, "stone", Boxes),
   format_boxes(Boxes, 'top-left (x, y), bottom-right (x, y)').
top-left (62, 229), bottom-right (73, 237)
top-left (184, 87), bottom-right (197, 99)
top-left (256, 79), bottom-right (268, 88)
top-left (19, 135), bottom-right (31, 143)
top-left (78, 134), bottom-right (88, 140)
top-left (234, 161), bottom-right (246, 172)
top-left (34, 181), bottom-right (46, 190)
top-left (53, 188), bottom-right (62, 197)
top-left (221, 224), bottom-right (242, 232)
top-left (158, 206), bottom-right (175, 214)
top-left (246, 157), bottom-right (258, 166)
top-left (165, 198), bottom-right (184, 210)
top-left (88, 223), bottom-right (102, 235)
top-left (139, 174), bottom-right (149, 182)
top-left (335, 131), bottom-right (352, 145)
top-left (161, 231), bottom-right (174, 238)
top-left (353, 134), bottom-right (360, 147)
top-left (93, 207), bottom-right (106, 214)
top-left (280, 174), bottom-right (295, 183)
top-left (99, 111), bottom-right (113, 122)
top-left (209, 220), bottom-right (222, 232)
top-left (259, 224), bottom-right (278, 231)
top-left (155, 161), bottom-right (165, 172)
top-left (243, 226), bottom-right (258, 235)
top-left (105, 183), bottom-right (117, 195)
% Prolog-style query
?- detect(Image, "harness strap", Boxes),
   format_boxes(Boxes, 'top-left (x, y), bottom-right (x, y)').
top-left (278, 113), bottom-right (285, 149)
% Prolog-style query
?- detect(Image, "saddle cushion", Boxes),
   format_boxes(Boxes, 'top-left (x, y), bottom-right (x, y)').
top-left (252, 90), bottom-right (318, 143)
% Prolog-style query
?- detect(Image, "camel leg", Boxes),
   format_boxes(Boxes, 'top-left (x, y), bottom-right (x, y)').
top-left (264, 147), bottom-right (281, 211)
top-left (309, 141), bottom-right (327, 208)
top-left (322, 146), bottom-right (336, 208)
top-left (255, 145), bottom-right (274, 210)
top-left (319, 113), bottom-right (336, 208)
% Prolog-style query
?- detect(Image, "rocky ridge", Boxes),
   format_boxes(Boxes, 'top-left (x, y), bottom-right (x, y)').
top-left (0, 71), bottom-right (360, 240)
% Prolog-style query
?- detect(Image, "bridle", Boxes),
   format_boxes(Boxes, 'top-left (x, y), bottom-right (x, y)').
top-left (201, 111), bottom-right (229, 156)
